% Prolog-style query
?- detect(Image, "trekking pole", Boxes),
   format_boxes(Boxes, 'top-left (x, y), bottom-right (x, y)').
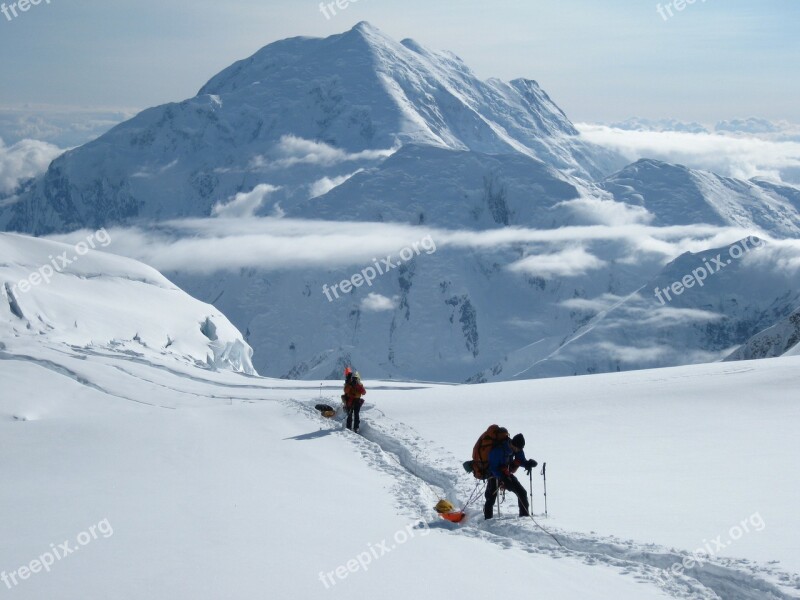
top-left (541, 462), bottom-right (548, 518)
top-left (529, 469), bottom-right (534, 516)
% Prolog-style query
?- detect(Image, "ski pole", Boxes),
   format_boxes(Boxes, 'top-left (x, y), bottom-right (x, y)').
top-left (541, 462), bottom-right (548, 518)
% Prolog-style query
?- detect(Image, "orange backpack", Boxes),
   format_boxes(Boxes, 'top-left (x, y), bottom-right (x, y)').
top-left (471, 425), bottom-right (509, 479)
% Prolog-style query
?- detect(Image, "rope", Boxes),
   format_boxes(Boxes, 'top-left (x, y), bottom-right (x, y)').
top-left (487, 475), bottom-right (564, 549)
top-left (459, 480), bottom-right (486, 513)
top-left (525, 513), bottom-right (565, 549)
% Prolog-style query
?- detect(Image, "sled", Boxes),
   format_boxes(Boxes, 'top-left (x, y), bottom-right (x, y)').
top-left (434, 499), bottom-right (466, 523)
top-left (314, 404), bottom-right (336, 418)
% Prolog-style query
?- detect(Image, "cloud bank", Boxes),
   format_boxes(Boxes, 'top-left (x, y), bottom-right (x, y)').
top-left (578, 123), bottom-right (800, 184)
top-left (44, 217), bottom-right (779, 276)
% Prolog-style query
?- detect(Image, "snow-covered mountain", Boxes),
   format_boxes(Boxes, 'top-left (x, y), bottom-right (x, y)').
top-left (0, 22), bottom-right (619, 236)
top-left (608, 117), bottom-right (710, 134)
top-left (607, 116), bottom-right (800, 140)
top-left (600, 159), bottom-right (800, 236)
top-left (0, 232), bottom-right (255, 374)
top-left (725, 307), bottom-right (800, 361)
top-left (288, 144), bottom-right (590, 228)
top-left (470, 239), bottom-right (800, 382)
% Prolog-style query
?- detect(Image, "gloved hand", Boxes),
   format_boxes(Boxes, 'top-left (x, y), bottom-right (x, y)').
top-left (524, 459), bottom-right (538, 475)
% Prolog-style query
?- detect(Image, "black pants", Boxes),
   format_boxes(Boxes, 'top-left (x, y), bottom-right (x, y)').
top-left (345, 403), bottom-right (361, 430)
top-left (484, 475), bottom-right (529, 519)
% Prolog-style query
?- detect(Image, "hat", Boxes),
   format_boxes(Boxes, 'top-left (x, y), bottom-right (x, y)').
top-left (511, 433), bottom-right (525, 449)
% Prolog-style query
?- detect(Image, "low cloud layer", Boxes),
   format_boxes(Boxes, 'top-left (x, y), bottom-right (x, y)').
top-left (578, 123), bottom-right (800, 184)
top-left (45, 217), bottom-right (777, 276)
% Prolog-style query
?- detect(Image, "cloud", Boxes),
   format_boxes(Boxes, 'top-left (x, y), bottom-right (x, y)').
top-left (360, 293), bottom-right (397, 312)
top-left (250, 136), bottom-right (396, 170)
top-left (211, 184), bottom-right (280, 218)
top-left (555, 197), bottom-right (653, 226)
top-left (508, 247), bottom-right (607, 278)
top-left (744, 239), bottom-right (800, 274)
top-left (309, 170), bottom-right (363, 198)
top-left (577, 123), bottom-right (800, 184)
top-left (560, 293), bottom-right (627, 312)
top-left (0, 137), bottom-right (63, 194)
top-left (131, 159), bottom-right (180, 179)
top-left (640, 306), bottom-right (724, 326)
top-left (0, 106), bottom-right (135, 147)
top-left (593, 341), bottom-right (670, 363)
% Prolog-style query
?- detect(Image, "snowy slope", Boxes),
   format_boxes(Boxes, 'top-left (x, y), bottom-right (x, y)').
top-left (0, 232), bottom-right (254, 374)
top-left (0, 344), bottom-right (678, 600)
top-left (725, 307), bottom-right (800, 361)
top-left (2, 307), bottom-right (798, 598)
top-left (369, 356), bottom-right (800, 585)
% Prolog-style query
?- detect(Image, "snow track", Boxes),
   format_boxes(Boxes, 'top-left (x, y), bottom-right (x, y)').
top-left (291, 397), bottom-right (800, 600)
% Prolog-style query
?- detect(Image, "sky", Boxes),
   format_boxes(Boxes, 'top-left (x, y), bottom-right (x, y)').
top-left (0, 0), bottom-right (798, 125)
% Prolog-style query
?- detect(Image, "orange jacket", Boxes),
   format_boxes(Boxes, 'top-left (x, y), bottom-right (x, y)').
top-left (344, 381), bottom-right (366, 405)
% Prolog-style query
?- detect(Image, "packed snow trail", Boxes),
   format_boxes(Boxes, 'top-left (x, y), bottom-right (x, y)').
top-left (288, 397), bottom-right (800, 600)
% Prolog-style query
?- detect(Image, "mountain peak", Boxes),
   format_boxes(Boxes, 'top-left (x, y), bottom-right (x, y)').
top-left (351, 20), bottom-right (377, 33)
top-left (343, 20), bottom-right (392, 45)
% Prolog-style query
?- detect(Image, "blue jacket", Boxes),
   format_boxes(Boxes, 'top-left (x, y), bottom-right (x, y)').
top-left (488, 440), bottom-right (528, 479)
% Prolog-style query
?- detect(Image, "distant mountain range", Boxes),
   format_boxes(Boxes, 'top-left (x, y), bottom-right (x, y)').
top-left (2, 22), bottom-right (798, 382)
